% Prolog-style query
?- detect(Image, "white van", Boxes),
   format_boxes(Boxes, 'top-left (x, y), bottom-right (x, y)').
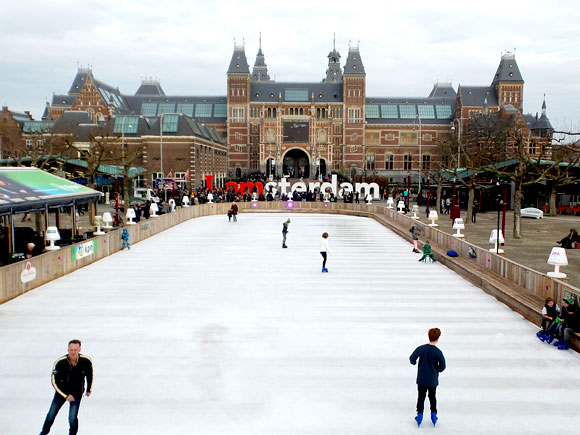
top-left (133, 188), bottom-right (160, 203)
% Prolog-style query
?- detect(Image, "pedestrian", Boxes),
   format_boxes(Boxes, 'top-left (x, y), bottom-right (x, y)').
top-left (409, 328), bottom-right (446, 427)
top-left (444, 197), bottom-right (451, 214)
top-left (25, 242), bottom-right (36, 259)
top-left (410, 225), bottom-right (420, 253)
top-left (472, 199), bottom-right (479, 223)
top-left (282, 218), bottom-right (290, 248)
top-left (121, 228), bottom-right (130, 250)
top-left (230, 203), bottom-right (238, 222)
top-left (354, 191), bottom-right (360, 204)
top-left (39, 339), bottom-right (93, 435)
top-left (320, 232), bottom-right (332, 272)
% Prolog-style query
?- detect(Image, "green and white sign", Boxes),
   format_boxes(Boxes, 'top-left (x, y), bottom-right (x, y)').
top-left (72, 240), bottom-right (98, 261)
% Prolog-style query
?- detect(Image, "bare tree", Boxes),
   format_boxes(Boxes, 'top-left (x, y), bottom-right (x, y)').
top-left (545, 135), bottom-right (580, 215)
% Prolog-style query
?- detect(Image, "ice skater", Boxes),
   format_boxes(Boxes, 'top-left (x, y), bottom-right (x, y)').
top-left (282, 218), bottom-right (290, 248)
top-left (409, 328), bottom-right (446, 427)
top-left (39, 339), bottom-right (93, 435)
top-left (410, 225), bottom-right (420, 253)
top-left (320, 232), bottom-right (332, 272)
top-left (230, 203), bottom-right (238, 222)
top-left (121, 228), bottom-right (130, 250)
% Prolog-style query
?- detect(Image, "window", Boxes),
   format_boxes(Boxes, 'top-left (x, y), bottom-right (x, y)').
top-left (381, 105), bottom-right (398, 119)
top-left (250, 107), bottom-right (261, 118)
top-left (442, 154), bottom-right (450, 168)
top-left (423, 133), bottom-right (432, 141)
top-left (152, 172), bottom-right (163, 181)
top-left (529, 142), bottom-right (537, 155)
top-left (350, 145), bottom-right (358, 152)
top-left (235, 132), bottom-right (242, 140)
top-left (404, 154), bottom-right (413, 170)
top-left (114, 116), bottom-right (139, 134)
top-left (176, 104), bottom-right (194, 117)
top-left (386, 133), bottom-right (395, 141)
top-left (141, 103), bottom-right (157, 117)
top-left (435, 105), bottom-right (452, 119)
top-left (351, 133), bottom-right (358, 141)
top-left (235, 145), bottom-right (243, 152)
top-left (175, 172), bottom-right (186, 180)
top-left (231, 107), bottom-right (244, 122)
top-left (158, 103), bottom-right (175, 115)
top-left (285, 89), bottom-right (309, 102)
top-left (161, 114), bottom-right (179, 133)
top-left (334, 124), bottom-right (341, 134)
top-left (331, 107), bottom-right (343, 119)
top-left (417, 105), bottom-right (435, 119)
top-left (422, 155), bottom-right (431, 170)
top-left (214, 104), bottom-right (227, 117)
top-left (26, 139), bottom-right (33, 149)
top-left (348, 108), bottom-right (361, 123)
top-left (385, 154), bottom-right (394, 170)
top-left (195, 103), bottom-right (212, 117)
top-left (366, 104), bottom-right (379, 119)
top-left (366, 153), bottom-right (375, 170)
top-left (399, 105), bottom-right (416, 119)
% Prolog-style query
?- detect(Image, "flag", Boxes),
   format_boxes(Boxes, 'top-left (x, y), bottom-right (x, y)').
top-left (185, 169), bottom-right (190, 181)
top-left (167, 170), bottom-right (173, 178)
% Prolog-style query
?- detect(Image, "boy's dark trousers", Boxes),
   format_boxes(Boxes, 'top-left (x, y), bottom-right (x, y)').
top-left (416, 385), bottom-right (437, 413)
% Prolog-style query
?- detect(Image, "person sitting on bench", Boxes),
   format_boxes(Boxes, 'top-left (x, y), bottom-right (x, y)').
top-left (557, 228), bottom-right (578, 249)
top-left (418, 241), bottom-right (436, 263)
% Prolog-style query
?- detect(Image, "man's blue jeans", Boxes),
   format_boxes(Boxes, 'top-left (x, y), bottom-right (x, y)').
top-left (40, 392), bottom-right (81, 435)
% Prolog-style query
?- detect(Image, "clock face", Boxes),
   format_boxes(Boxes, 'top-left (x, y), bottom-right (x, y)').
top-left (266, 128), bottom-right (275, 142)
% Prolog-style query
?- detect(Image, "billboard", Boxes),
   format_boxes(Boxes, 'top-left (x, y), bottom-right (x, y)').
top-left (283, 120), bottom-right (309, 143)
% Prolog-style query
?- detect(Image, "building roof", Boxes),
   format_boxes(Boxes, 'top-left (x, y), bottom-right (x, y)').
top-left (491, 52), bottom-right (524, 85)
top-left (458, 86), bottom-right (499, 107)
top-left (135, 79), bottom-right (166, 96)
top-left (51, 111), bottom-right (110, 142)
top-left (227, 45), bottom-right (250, 74)
top-left (250, 82), bottom-right (343, 103)
top-left (365, 96), bottom-right (456, 125)
top-left (251, 34), bottom-right (271, 82)
top-left (344, 46), bottom-right (365, 75)
top-left (123, 95), bottom-right (228, 123)
top-left (51, 94), bottom-right (76, 107)
top-left (428, 82), bottom-right (456, 99)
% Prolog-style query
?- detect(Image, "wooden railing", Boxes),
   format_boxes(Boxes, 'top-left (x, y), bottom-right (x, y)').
top-left (2, 200), bottom-right (578, 308)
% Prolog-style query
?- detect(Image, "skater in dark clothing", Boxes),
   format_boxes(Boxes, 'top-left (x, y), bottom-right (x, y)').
top-left (39, 339), bottom-right (93, 435)
top-left (410, 225), bottom-right (420, 253)
top-left (230, 203), bottom-right (238, 222)
top-left (556, 228), bottom-right (578, 249)
top-left (282, 219), bottom-right (290, 248)
top-left (472, 199), bottom-right (479, 223)
top-left (320, 232), bottom-right (331, 272)
top-left (410, 328), bottom-right (446, 427)
top-left (537, 297), bottom-right (559, 338)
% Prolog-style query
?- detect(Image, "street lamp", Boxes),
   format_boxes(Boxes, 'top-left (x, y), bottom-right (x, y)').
top-left (415, 114), bottom-right (422, 205)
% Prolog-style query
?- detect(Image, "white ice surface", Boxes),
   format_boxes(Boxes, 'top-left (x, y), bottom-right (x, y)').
top-left (1, 213), bottom-right (580, 435)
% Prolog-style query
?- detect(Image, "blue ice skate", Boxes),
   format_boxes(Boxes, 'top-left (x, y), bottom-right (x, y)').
top-left (545, 335), bottom-right (554, 344)
top-left (536, 331), bottom-right (546, 341)
top-left (322, 267), bottom-right (328, 273)
top-left (431, 412), bottom-right (438, 426)
top-left (415, 413), bottom-right (423, 427)
top-left (558, 342), bottom-right (569, 350)
top-left (553, 339), bottom-right (561, 347)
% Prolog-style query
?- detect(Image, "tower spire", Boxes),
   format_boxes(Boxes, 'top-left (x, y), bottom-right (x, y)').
top-left (325, 35), bottom-right (342, 83)
top-left (252, 32), bottom-right (270, 82)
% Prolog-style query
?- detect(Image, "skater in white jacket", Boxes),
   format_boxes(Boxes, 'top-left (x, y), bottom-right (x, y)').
top-left (320, 232), bottom-right (332, 272)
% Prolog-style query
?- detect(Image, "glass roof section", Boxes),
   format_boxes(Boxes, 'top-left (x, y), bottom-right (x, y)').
top-left (285, 89), bottom-right (309, 102)
top-left (417, 105), bottom-right (435, 119)
top-left (141, 103), bottom-right (157, 117)
top-left (365, 104), bottom-right (379, 119)
top-left (161, 114), bottom-right (179, 133)
top-left (399, 105), bottom-right (417, 119)
top-left (213, 104), bottom-right (227, 117)
top-left (113, 116), bottom-right (139, 134)
top-left (158, 103), bottom-right (176, 115)
top-left (22, 121), bottom-right (54, 134)
top-left (176, 104), bottom-right (194, 117)
top-left (436, 105), bottom-right (453, 119)
top-left (381, 105), bottom-right (398, 119)
top-left (195, 103), bottom-right (213, 118)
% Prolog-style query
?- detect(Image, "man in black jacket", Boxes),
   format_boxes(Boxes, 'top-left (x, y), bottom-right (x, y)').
top-left (39, 339), bottom-right (93, 435)
top-left (409, 328), bottom-right (446, 427)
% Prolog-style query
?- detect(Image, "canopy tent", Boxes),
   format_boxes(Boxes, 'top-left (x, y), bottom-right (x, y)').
top-left (0, 167), bottom-right (103, 216)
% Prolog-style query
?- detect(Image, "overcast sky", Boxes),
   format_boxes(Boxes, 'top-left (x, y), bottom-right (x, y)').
top-left (1, 0), bottom-right (579, 132)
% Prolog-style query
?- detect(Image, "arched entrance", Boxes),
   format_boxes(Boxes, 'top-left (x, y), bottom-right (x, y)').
top-left (319, 158), bottom-right (327, 178)
top-left (283, 148), bottom-right (310, 178)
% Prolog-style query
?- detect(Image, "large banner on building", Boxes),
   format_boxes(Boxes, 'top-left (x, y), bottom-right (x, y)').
top-left (283, 120), bottom-right (309, 143)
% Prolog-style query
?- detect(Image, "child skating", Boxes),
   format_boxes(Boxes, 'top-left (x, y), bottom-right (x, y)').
top-left (121, 228), bottom-right (130, 250)
top-left (320, 232), bottom-right (331, 272)
top-left (409, 328), bottom-right (446, 427)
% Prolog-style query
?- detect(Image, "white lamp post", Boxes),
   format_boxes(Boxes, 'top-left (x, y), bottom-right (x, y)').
top-left (397, 200), bottom-right (405, 213)
top-left (150, 202), bottom-right (159, 217)
top-left (547, 247), bottom-right (568, 278)
top-left (386, 197), bottom-right (394, 209)
top-left (45, 226), bottom-right (61, 250)
top-left (182, 195), bottom-right (190, 207)
top-left (489, 229), bottom-right (505, 254)
top-left (93, 216), bottom-right (105, 235)
top-left (102, 212), bottom-right (113, 230)
top-left (410, 205), bottom-right (420, 220)
top-left (452, 218), bottom-right (465, 238)
top-left (428, 210), bottom-right (439, 227)
top-left (126, 208), bottom-right (136, 225)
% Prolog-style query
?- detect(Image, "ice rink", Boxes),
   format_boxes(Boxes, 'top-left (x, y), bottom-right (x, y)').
top-left (2, 213), bottom-right (580, 434)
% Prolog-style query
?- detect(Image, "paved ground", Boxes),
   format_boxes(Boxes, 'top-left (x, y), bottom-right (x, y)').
top-left (12, 200), bottom-right (580, 288)
top-left (3, 213), bottom-right (580, 434)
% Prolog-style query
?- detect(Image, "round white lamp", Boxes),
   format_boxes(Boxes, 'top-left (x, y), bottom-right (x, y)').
top-left (182, 196), bottom-right (190, 207)
top-left (45, 226), bottom-right (61, 250)
top-left (102, 212), bottom-right (113, 230)
top-left (126, 208), bottom-right (136, 225)
top-left (397, 200), bottom-right (406, 213)
top-left (93, 215), bottom-right (105, 235)
top-left (207, 192), bottom-right (214, 203)
top-left (428, 210), bottom-right (439, 227)
top-left (489, 229), bottom-right (505, 254)
top-left (150, 202), bottom-right (159, 217)
top-left (452, 218), bottom-right (465, 238)
top-left (386, 197), bottom-right (394, 209)
top-left (410, 204), bottom-right (420, 220)
top-left (366, 194), bottom-right (373, 204)
top-left (547, 247), bottom-right (568, 278)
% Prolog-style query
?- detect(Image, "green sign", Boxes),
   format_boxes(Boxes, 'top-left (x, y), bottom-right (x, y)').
top-left (71, 240), bottom-right (98, 261)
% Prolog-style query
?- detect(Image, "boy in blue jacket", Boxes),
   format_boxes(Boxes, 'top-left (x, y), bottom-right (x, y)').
top-left (410, 328), bottom-right (446, 427)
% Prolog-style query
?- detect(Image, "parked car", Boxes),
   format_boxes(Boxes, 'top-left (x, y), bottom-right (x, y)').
top-left (133, 188), bottom-right (160, 203)
top-left (521, 207), bottom-right (543, 219)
